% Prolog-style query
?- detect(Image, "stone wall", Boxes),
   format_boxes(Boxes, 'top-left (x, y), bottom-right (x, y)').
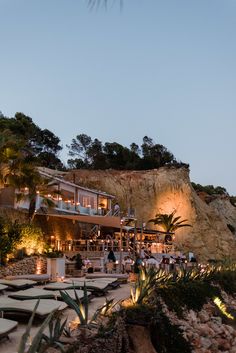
top-left (0, 256), bottom-right (47, 277)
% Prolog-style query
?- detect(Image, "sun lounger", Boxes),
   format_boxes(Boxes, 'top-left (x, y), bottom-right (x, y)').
top-left (0, 297), bottom-right (67, 319)
top-left (65, 277), bottom-right (120, 289)
top-left (8, 288), bottom-right (59, 300)
top-left (86, 273), bottom-right (129, 283)
top-left (8, 288), bottom-right (91, 301)
top-left (67, 277), bottom-right (116, 284)
top-left (5, 274), bottom-right (50, 284)
top-left (44, 282), bottom-right (75, 291)
top-left (65, 280), bottom-right (110, 296)
top-left (0, 318), bottom-right (18, 340)
top-left (44, 280), bottom-right (109, 296)
top-left (0, 279), bottom-right (36, 291)
top-left (0, 284), bottom-right (8, 292)
top-left (59, 289), bottom-right (92, 301)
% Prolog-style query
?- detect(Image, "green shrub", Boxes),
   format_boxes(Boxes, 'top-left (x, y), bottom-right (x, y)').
top-left (45, 250), bottom-right (64, 258)
top-left (211, 269), bottom-right (236, 295)
top-left (0, 217), bottom-right (22, 265)
top-left (17, 224), bottom-right (45, 255)
top-left (157, 281), bottom-right (221, 317)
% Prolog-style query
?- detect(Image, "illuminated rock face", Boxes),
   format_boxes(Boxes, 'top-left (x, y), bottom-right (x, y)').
top-left (67, 168), bottom-right (236, 261)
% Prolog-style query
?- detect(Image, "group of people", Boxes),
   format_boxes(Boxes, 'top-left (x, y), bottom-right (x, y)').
top-left (106, 249), bottom-right (196, 274)
top-left (133, 253), bottom-right (194, 273)
top-left (106, 250), bottom-right (134, 273)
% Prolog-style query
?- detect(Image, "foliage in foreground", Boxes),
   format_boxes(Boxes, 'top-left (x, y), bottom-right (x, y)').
top-left (18, 263), bottom-right (236, 353)
top-left (211, 265), bottom-right (236, 295)
top-left (156, 280), bottom-right (221, 317)
top-left (17, 300), bottom-right (65, 353)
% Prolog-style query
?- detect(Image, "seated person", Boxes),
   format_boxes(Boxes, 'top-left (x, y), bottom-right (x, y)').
top-left (169, 256), bottom-right (176, 270)
top-left (123, 256), bottom-right (133, 273)
top-left (146, 256), bottom-right (160, 269)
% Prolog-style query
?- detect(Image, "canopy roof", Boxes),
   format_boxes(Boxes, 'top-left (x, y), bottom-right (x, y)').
top-left (45, 213), bottom-right (122, 228)
top-left (44, 214), bottom-right (173, 234)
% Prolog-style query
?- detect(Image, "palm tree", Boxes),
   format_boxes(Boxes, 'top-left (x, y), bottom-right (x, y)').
top-left (148, 211), bottom-right (192, 243)
top-left (8, 164), bottom-right (59, 223)
top-left (0, 129), bottom-right (59, 222)
top-left (1, 144), bottom-right (56, 222)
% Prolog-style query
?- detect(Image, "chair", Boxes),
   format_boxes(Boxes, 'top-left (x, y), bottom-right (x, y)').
top-left (106, 262), bottom-right (114, 274)
top-left (124, 263), bottom-right (132, 273)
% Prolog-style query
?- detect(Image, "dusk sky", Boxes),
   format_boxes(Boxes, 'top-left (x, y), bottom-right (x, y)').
top-left (1, 0), bottom-right (236, 194)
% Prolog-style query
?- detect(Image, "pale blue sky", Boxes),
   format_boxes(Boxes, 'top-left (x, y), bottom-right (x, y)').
top-left (1, 0), bottom-right (236, 193)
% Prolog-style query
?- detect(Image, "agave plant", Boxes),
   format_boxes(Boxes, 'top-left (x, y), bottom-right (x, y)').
top-left (40, 314), bottom-right (67, 352)
top-left (60, 284), bottom-right (90, 328)
top-left (130, 268), bottom-right (158, 305)
top-left (61, 283), bottom-right (121, 331)
top-left (18, 300), bottom-right (61, 353)
top-left (91, 297), bottom-right (121, 328)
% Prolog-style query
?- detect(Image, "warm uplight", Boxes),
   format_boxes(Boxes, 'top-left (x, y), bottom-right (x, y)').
top-left (151, 185), bottom-right (194, 244)
top-left (213, 297), bottom-right (234, 320)
top-left (69, 317), bottom-right (80, 331)
top-left (36, 259), bottom-right (42, 274)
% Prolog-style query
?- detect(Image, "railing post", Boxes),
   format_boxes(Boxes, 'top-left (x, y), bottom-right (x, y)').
top-left (119, 220), bottom-right (123, 273)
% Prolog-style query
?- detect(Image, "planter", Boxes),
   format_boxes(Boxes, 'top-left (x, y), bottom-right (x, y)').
top-left (47, 257), bottom-right (65, 281)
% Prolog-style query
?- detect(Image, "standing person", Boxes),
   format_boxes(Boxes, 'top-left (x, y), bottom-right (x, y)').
top-left (140, 246), bottom-right (146, 259)
top-left (107, 250), bottom-right (116, 263)
top-left (113, 202), bottom-right (120, 216)
top-left (169, 256), bottom-right (176, 271)
top-left (106, 250), bottom-right (116, 274)
top-left (134, 256), bottom-right (143, 274)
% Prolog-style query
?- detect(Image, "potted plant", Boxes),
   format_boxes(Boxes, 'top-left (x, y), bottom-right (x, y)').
top-left (45, 248), bottom-right (65, 281)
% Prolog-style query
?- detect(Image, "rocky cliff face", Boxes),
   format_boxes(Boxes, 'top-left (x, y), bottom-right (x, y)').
top-left (67, 167), bottom-right (236, 261)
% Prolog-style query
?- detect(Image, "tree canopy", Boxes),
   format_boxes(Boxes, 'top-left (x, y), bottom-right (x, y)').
top-left (0, 112), bottom-right (63, 170)
top-left (67, 134), bottom-right (186, 170)
top-left (0, 111), bottom-right (188, 172)
top-left (191, 182), bottom-right (228, 196)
